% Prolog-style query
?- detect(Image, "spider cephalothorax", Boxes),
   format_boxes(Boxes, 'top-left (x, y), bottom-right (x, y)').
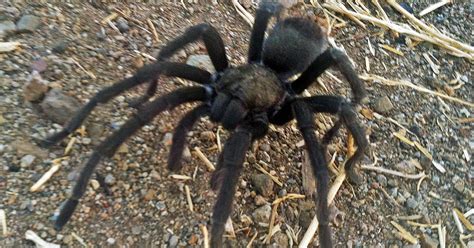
top-left (38, 2), bottom-right (368, 247)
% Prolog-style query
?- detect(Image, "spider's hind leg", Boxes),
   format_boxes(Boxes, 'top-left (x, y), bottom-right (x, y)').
top-left (129, 23), bottom-right (228, 108)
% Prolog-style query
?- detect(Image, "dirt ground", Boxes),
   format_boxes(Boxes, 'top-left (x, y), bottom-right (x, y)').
top-left (1, 1), bottom-right (472, 247)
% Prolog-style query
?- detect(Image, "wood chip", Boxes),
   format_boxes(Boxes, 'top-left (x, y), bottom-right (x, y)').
top-left (71, 232), bottom-right (87, 247)
top-left (146, 19), bottom-right (159, 43)
top-left (0, 41), bottom-right (21, 53)
top-left (169, 174), bottom-right (192, 180)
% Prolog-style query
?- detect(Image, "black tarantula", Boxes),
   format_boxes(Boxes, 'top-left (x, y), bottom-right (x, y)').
top-left (39, 2), bottom-right (368, 247)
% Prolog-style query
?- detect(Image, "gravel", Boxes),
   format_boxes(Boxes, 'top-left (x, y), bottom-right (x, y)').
top-left (1, 1), bottom-right (472, 247)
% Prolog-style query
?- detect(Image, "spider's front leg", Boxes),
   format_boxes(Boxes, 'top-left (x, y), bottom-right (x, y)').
top-left (303, 95), bottom-right (368, 184)
top-left (54, 86), bottom-right (209, 230)
top-left (291, 48), bottom-right (368, 105)
top-left (38, 63), bottom-right (210, 147)
top-left (292, 100), bottom-right (333, 248)
top-left (129, 23), bottom-right (229, 108)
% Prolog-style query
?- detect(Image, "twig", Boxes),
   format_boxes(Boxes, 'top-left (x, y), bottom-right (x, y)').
top-left (379, 186), bottom-right (401, 207)
top-left (71, 232), bottom-right (87, 247)
top-left (30, 164), bottom-right (61, 192)
top-left (371, 0), bottom-right (389, 21)
top-left (361, 165), bottom-right (426, 179)
top-left (246, 231), bottom-right (258, 248)
top-left (0, 209), bottom-right (6, 237)
top-left (216, 127), bottom-right (222, 152)
top-left (25, 230), bottom-right (60, 248)
top-left (231, 0), bottom-right (254, 26)
top-left (323, 1), bottom-right (473, 59)
top-left (194, 147), bottom-right (215, 171)
top-left (185, 185), bottom-right (193, 212)
top-left (438, 223), bottom-right (446, 248)
top-left (265, 203), bottom-right (280, 244)
top-left (146, 19), bottom-right (160, 43)
top-left (71, 57), bottom-right (97, 80)
top-left (429, 191), bottom-right (454, 203)
top-left (391, 221), bottom-right (418, 244)
top-left (453, 209), bottom-right (464, 233)
top-left (406, 221), bottom-right (439, 228)
top-left (419, 0), bottom-right (452, 17)
top-left (386, 0), bottom-right (473, 55)
top-left (64, 137), bottom-right (76, 155)
top-left (417, 174), bottom-right (427, 191)
top-left (361, 74), bottom-right (474, 107)
top-left (380, 44), bottom-right (404, 56)
top-left (169, 174), bottom-right (192, 180)
top-left (200, 224), bottom-right (210, 248)
top-left (255, 161), bottom-right (283, 187)
top-left (299, 171), bottom-right (346, 247)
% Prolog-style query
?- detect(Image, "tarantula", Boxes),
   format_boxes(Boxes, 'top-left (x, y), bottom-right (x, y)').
top-left (39, 2), bottom-right (368, 247)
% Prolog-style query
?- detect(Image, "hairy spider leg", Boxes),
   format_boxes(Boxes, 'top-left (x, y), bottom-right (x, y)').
top-left (168, 104), bottom-right (210, 171)
top-left (247, 2), bottom-right (282, 63)
top-left (54, 87), bottom-right (209, 230)
top-left (39, 62), bottom-right (211, 147)
top-left (291, 48), bottom-right (367, 104)
top-left (209, 127), bottom-right (252, 247)
top-left (303, 96), bottom-right (368, 184)
top-left (292, 100), bottom-right (333, 248)
top-left (130, 23), bottom-right (229, 107)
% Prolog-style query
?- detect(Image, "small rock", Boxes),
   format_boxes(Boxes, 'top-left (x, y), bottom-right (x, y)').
top-left (254, 195), bottom-right (267, 206)
top-left (252, 204), bottom-right (271, 223)
top-left (259, 143), bottom-right (271, 152)
top-left (131, 226), bottom-right (141, 235)
top-left (168, 235), bottom-right (179, 248)
top-left (454, 180), bottom-right (464, 193)
top-left (132, 56), bottom-right (144, 69)
top-left (106, 238), bottom-right (116, 245)
top-left (376, 174), bottom-right (387, 187)
top-left (182, 146), bottom-right (192, 162)
top-left (82, 138), bottom-right (91, 145)
top-left (0, 21), bottom-right (16, 37)
top-left (251, 174), bottom-right (274, 197)
top-left (116, 17), bottom-right (129, 33)
top-left (52, 41), bottom-right (69, 54)
top-left (23, 73), bottom-right (49, 102)
top-left (373, 96), bottom-right (394, 113)
top-left (16, 15), bottom-right (41, 32)
top-left (144, 189), bottom-right (156, 201)
top-left (271, 232), bottom-right (289, 248)
top-left (90, 179), bottom-right (100, 190)
top-left (104, 174), bottom-right (116, 185)
top-left (406, 197), bottom-right (418, 209)
top-left (239, 0), bottom-right (252, 8)
top-left (394, 160), bottom-right (417, 174)
top-left (186, 55), bottom-right (215, 73)
top-left (162, 133), bottom-right (173, 146)
top-left (20, 154), bottom-right (36, 168)
top-left (39, 89), bottom-right (81, 124)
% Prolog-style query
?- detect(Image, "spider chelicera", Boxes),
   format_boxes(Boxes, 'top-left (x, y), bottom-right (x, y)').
top-left (39, 2), bottom-right (368, 247)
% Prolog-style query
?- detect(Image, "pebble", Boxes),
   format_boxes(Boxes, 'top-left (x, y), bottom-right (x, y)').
top-left (20, 154), bottom-right (36, 168)
top-left (252, 204), bottom-right (271, 223)
top-left (0, 21), bottom-right (16, 37)
top-left (200, 131), bottom-right (215, 141)
top-left (131, 226), bottom-right (141, 235)
top-left (23, 74), bottom-right (49, 102)
top-left (394, 160), bottom-right (417, 174)
top-left (454, 180), bottom-right (464, 193)
top-left (182, 146), bottom-right (192, 162)
top-left (251, 174), bottom-right (274, 197)
top-left (144, 189), bottom-right (156, 201)
top-left (39, 89), bottom-right (81, 124)
top-left (16, 15), bottom-right (41, 32)
top-left (186, 55), bottom-right (215, 73)
top-left (373, 96), bottom-right (394, 113)
top-left (82, 138), bottom-right (91, 145)
top-left (162, 132), bottom-right (173, 146)
top-left (376, 174), bottom-right (387, 187)
top-left (106, 237), bottom-right (116, 245)
top-left (420, 233), bottom-right (438, 248)
top-left (52, 40), bottom-right (69, 54)
top-left (271, 232), bottom-right (289, 248)
top-left (254, 195), bottom-right (267, 206)
top-left (168, 235), bottom-right (179, 248)
top-left (116, 17), bottom-right (129, 33)
top-left (104, 174), bottom-right (116, 185)
top-left (406, 197), bottom-right (418, 209)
